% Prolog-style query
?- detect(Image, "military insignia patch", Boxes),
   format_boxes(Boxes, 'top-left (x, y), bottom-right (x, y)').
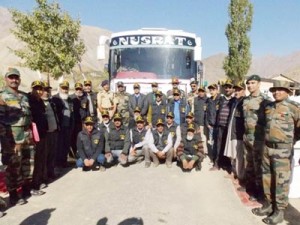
top-left (193, 144), bottom-right (198, 149)
top-left (82, 103), bottom-right (86, 108)
top-left (120, 134), bottom-right (125, 140)
top-left (181, 107), bottom-right (185, 113)
top-left (94, 139), bottom-right (99, 144)
top-left (171, 132), bottom-right (175, 137)
top-left (161, 109), bottom-right (165, 114)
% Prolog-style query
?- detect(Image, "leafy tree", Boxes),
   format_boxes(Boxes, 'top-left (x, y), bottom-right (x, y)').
top-left (10, 0), bottom-right (85, 79)
top-left (223, 0), bottom-right (253, 83)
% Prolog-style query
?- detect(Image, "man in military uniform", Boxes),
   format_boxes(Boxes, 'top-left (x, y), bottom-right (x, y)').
top-left (166, 77), bottom-right (186, 101)
top-left (147, 91), bottom-right (167, 128)
top-left (128, 115), bottom-right (151, 166)
top-left (76, 116), bottom-right (105, 171)
top-left (177, 124), bottom-right (205, 171)
top-left (80, 80), bottom-right (98, 122)
top-left (115, 81), bottom-right (130, 126)
top-left (97, 80), bottom-right (118, 122)
top-left (167, 88), bottom-right (189, 126)
top-left (165, 112), bottom-right (181, 158)
top-left (104, 113), bottom-right (130, 166)
top-left (193, 86), bottom-right (208, 155)
top-left (0, 68), bottom-right (32, 205)
top-left (252, 80), bottom-right (300, 224)
top-left (187, 80), bottom-right (198, 112)
top-left (147, 119), bottom-right (173, 168)
top-left (243, 74), bottom-right (272, 202)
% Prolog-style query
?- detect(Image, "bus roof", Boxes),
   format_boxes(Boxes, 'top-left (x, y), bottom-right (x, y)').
top-left (111, 28), bottom-right (199, 39)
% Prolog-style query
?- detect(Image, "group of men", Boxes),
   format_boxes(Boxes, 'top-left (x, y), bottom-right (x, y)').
top-left (0, 68), bottom-right (299, 225)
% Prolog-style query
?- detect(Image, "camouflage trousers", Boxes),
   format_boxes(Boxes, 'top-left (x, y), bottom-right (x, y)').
top-left (119, 110), bottom-right (129, 127)
top-left (244, 139), bottom-right (264, 196)
top-left (1, 137), bottom-right (31, 192)
top-left (262, 145), bottom-right (292, 210)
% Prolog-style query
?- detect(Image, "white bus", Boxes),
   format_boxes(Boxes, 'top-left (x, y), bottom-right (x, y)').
top-left (97, 28), bottom-right (202, 94)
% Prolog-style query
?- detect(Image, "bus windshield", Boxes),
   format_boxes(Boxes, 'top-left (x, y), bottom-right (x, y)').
top-left (110, 47), bottom-right (196, 80)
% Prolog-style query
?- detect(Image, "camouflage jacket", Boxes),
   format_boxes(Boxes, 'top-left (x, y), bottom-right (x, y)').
top-left (265, 99), bottom-right (300, 144)
top-left (243, 92), bottom-right (272, 141)
top-left (115, 91), bottom-right (130, 114)
top-left (0, 87), bottom-right (31, 143)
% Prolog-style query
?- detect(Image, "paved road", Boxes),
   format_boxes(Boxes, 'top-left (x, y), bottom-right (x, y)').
top-left (1, 158), bottom-right (299, 225)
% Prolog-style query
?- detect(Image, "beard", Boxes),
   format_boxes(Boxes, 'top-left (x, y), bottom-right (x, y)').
top-left (187, 134), bottom-right (194, 141)
top-left (59, 92), bottom-right (69, 100)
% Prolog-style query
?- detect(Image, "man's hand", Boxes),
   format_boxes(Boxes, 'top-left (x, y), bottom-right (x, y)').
top-left (157, 151), bottom-right (166, 159)
top-left (89, 159), bottom-right (95, 166)
top-left (120, 153), bottom-right (127, 161)
top-left (105, 152), bottom-right (112, 159)
top-left (130, 147), bottom-right (137, 156)
top-left (14, 144), bottom-right (22, 153)
top-left (84, 159), bottom-right (90, 167)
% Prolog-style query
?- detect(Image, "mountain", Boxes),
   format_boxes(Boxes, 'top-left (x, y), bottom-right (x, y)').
top-left (1, 7), bottom-right (300, 89)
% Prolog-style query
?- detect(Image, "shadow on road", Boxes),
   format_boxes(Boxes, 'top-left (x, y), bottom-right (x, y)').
top-left (96, 217), bottom-right (144, 225)
top-left (19, 208), bottom-right (56, 225)
top-left (285, 203), bottom-right (300, 225)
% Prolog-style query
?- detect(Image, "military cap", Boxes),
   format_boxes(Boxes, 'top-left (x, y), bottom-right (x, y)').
top-left (171, 77), bottom-right (180, 84)
top-left (75, 82), bottom-right (83, 89)
top-left (5, 68), bottom-right (20, 77)
top-left (113, 113), bottom-right (122, 121)
top-left (31, 80), bottom-right (44, 88)
top-left (136, 115), bottom-right (144, 123)
top-left (166, 112), bottom-right (174, 118)
top-left (133, 83), bottom-right (140, 89)
top-left (186, 112), bottom-right (194, 118)
top-left (101, 110), bottom-right (109, 117)
top-left (84, 80), bottom-right (92, 86)
top-left (156, 118), bottom-right (164, 126)
top-left (134, 106), bottom-right (141, 113)
top-left (83, 116), bottom-right (94, 124)
top-left (269, 80), bottom-right (292, 93)
top-left (198, 86), bottom-right (206, 92)
top-left (190, 80), bottom-right (197, 85)
top-left (117, 81), bottom-right (124, 87)
top-left (60, 81), bottom-right (69, 88)
top-left (223, 79), bottom-right (233, 87)
top-left (101, 80), bottom-right (109, 87)
top-left (155, 90), bottom-right (163, 96)
top-left (233, 81), bottom-right (246, 90)
top-left (151, 82), bottom-right (158, 87)
top-left (43, 81), bottom-right (52, 89)
top-left (208, 83), bottom-right (218, 89)
top-left (246, 74), bottom-right (261, 84)
top-left (173, 88), bottom-right (180, 95)
top-left (187, 123), bottom-right (195, 132)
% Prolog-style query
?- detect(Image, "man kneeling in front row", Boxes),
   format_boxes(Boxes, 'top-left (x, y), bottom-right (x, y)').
top-left (177, 124), bottom-right (204, 171)
top-left (76, 116), bottom-right (106, 171)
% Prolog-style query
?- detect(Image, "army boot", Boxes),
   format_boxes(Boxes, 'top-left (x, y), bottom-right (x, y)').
top-left (252, 201), bottom-right (272, 216)
top-left (262, 209), bottom-right (284, 224)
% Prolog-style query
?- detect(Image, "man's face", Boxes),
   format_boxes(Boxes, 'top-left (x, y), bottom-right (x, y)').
top-left (134, 111), bottom-right (141, 118)
top-left (166, 116), bottom-right (173, 125)
top-left (134, 87), bottom-right (140, 94)
top-left (60, 87), bottom-right (69, 94)
top-left (84, 84), bottom-right (92, 93)
top-left (152, 86), bottom-right (158, 93)
top-left (84, 123), bottom-right (94, 133)
top-left (198, 90), bottom-right (205, 98)
top-left (33, 86), bottom-right (44, 98)
top-left (103, 84), bottom-right (110, 91)
top-left (223, 85), bottom-right (234, 97)
top-left (173, 94), bottom-right (180, 101)
top-left (6, 75), bottom-right (20, 89)
top-left (118, 85), bottom-right (125, 92)
top-left (102, 115), bottom-right (109, 124)
top-left (234, 88), bottom-right (245, 99)
top-left (186, 117), bottom-right (193, 124)
top-left (271, 88), bottom-right (289, 102)
top-left (190, 84), bottom-right (198, 92)
top-left (246, 80), bottom-right (260, 94)
top-left (209, 88), bottom-right (217, 97)
top-left (156, 124), bottom-right (164, 133)
top-left (114, 119), bottom-right (122, 127)
top-left (156, 95), bottom-right (162, 102)
top-left (136, 121), bottom-right (144, 129)
top-left (75, 88), bottom-right (83, 97)
top-left (42, 88), bottom-right (50, 99)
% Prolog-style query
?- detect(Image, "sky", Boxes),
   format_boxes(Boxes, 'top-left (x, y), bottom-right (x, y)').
top-left (1, 0), bottom-right (300, 58)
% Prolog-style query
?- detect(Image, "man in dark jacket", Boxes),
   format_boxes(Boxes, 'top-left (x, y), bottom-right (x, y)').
top-left (76, 116), bottom-right (105, 171)
top-left (80, 80), bottom-right (98, 122)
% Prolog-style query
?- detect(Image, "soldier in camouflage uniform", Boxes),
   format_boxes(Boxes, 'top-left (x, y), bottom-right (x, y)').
top-left (252, 80), bottom-right (300, 225)
top-left (115, 81), bottom-right (130, 126)
top-left (0, 68), bottom-right (32, 205)
top-left (187, 80), bottom-right (198, 113)
top-left (243, 75), bottom-right (272, 202)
